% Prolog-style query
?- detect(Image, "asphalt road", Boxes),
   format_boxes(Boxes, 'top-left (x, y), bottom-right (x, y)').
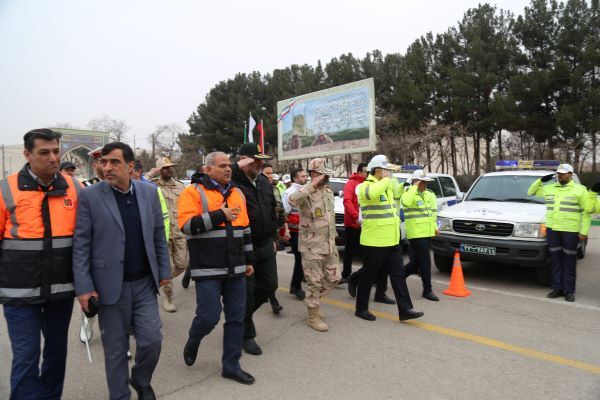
top-left (1, 228), bottom-right (600, 399)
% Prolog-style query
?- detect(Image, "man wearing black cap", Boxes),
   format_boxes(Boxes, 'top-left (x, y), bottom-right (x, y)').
top-left (59, 161), bottom-right (77, 177)
top-left (232, 143), bottom-right (278, 356)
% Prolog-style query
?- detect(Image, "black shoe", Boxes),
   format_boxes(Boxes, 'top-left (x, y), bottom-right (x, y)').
top-left (290, 287), bottom-right (306, 301)
top-left (399, 309), bottom-right (424, 321)
top-left (243, 338), bottom-right (262, 355)
top-left (547, 289), bottom-right (563, 299)
top-left (182, 269), bottom-right (191, 289)
top-left (564, 293), bottom-right (575, 302)
top-left (129, 378), bottom-right (156, 400)
top-left (222, 369), bottom-right (255, 385)
top-left (423, 291), bottom-right (439, 302)
top-left (355, 310), bottom-right (376, 321)
top-left (270, 299), bottom-right (283, 315)
top-left (183, 339), bottom-right (198, 366)
top-left (374, 294), bottom-right (396, 305)
top-left (338, 277), bottom-right (349, 285)
top-left (348, 280), bottom-right (357, 298)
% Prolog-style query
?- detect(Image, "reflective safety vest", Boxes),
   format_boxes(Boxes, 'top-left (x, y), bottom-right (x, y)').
top-left (402, 185), bottom-right (437, 239)
top-left (358, 175), bottom-right (403, 247)
top-left (527, 178), bottom-right (592, 235)
top-left (276, 181), bottom-right (286, 197)
top-left (157, 187), bottom-right (170, 240)
top-left (0, 166), bottom-right (81, 305)
top-left (178, 174), bottom-right (254, 279)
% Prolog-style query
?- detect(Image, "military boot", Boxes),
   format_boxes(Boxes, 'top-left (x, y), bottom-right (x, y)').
top-left (162, 285), bottom-right (177, 313)
top-left (307, 307), bottom-right (328, 332)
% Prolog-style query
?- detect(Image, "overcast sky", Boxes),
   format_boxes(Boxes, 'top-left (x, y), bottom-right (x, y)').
top-left (0, 0), bottom-right (532, 147)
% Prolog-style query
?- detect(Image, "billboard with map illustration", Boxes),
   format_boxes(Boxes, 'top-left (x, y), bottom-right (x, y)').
top-left (277, 78), bottom-right (376, 160)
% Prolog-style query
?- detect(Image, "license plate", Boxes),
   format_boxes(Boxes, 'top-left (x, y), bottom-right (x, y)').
top-left (460, 244), bottom-right (496, 256)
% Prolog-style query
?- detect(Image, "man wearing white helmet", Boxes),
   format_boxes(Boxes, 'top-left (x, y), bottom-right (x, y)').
top-left (527, 163), bottom-right (592, 302)
top-left (355, 154), bottom-right (423, 322)
top-left (402, 169), bottom-right (439, 301)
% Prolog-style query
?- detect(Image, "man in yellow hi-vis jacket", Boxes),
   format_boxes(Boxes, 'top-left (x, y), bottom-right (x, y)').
top-left (527, 164), bottom-right (592, 302)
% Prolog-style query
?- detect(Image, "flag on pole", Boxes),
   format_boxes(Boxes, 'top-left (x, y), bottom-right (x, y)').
top-left (248, 113), bottom-right (256, 143)
top-left (257, 120), bottom-right (265, 153)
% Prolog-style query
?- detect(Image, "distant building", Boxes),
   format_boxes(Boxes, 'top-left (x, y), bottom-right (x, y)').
top-left (1, 128), bottom-right (110, 179)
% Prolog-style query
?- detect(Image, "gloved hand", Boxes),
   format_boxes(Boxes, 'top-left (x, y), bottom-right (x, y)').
top-left (84, 296), bottom-right (100, 318)
top-left (540, 173), bottom-right (555, 183)
top-left (592, 182), bottom-right (600, 193)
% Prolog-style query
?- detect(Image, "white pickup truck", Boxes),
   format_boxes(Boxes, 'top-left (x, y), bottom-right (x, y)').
top-left (431, 169), bottom-right (586, 285)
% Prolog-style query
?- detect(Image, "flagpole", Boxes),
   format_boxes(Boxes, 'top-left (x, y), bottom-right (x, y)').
top-left (260, 119), bottom-right (265, 154)
top-left (243, 121), bottom-right (247, 143)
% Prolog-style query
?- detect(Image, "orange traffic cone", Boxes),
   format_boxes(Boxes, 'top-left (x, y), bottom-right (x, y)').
top-left (443, 250), bottom-right (471, 297)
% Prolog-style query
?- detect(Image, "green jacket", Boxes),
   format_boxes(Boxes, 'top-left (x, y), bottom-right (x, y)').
top-left (401, 185), bottom-right (437, 239)
top-left (358, 175), bottom-right (403, 247)
top-left (527, 178), bottom-right (592, 235)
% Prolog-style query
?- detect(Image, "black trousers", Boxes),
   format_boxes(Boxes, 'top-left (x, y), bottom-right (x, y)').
top-left (405, 237), bottom-right (432, 291)
top-left (547, 228), bottom-right (578, 293)
top-left (342, 227), bottom-right (362, 278)
top-left (355, 244), bottom-right (413, 314)
top-left (289, 231), bottom-right (304, 290)
top-left (245, 240), bottom-right (278, 339)
top-left (349, 255), bottom-right (389, 297)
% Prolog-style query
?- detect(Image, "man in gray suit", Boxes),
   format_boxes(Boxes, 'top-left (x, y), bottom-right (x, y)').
top-left (73, 142), bottom-right (171, 400)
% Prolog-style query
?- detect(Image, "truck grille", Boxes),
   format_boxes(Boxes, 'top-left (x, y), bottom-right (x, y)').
top-left (452, 220), bottom-right (514, 237)
top-left (335, 213), bottom-right (344, 225)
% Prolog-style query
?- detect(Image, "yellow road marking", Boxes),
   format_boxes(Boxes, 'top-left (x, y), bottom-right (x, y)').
top-left (278, 287), bottom-right (600, 375)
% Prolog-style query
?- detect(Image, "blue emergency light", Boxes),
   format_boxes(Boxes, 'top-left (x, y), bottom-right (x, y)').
top-left (400, 164), bottom-right (422, 172)
top-left (495, 160), bottom-right (560, 171)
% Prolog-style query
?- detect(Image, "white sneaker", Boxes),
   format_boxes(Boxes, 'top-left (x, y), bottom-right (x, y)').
top-left (79, 316), bottom-right (94, 343)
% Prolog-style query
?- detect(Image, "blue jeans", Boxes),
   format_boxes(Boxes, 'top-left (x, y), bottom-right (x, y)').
top-left (3, 298), bottom-right (74, 400)
top-left (189, 276), bottom-right (246, 373)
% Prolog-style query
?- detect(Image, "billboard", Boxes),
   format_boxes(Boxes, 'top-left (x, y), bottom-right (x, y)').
top-left (277, 78), bottom-right (376, 161)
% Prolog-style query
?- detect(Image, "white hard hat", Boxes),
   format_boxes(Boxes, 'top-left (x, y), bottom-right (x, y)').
top-left (367, 154), bottom-right (400, 171)
top-left (272, 173), bottom-right (280, 181)
top-left (556, 163), bottom-right (574, 173)
top-left (411, 169), bottom-right (434, 182)
top-left (282, 174), bottom-right (291, 184)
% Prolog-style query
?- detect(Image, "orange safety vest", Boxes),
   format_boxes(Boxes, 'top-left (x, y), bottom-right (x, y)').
top-left (178, 175), bottom-right (254, 279)
top-left (0, 165), bottom-right (81, 305)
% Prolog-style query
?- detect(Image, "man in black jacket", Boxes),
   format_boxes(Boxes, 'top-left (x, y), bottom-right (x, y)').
top-left (232, 143), bottom-right (278, 355)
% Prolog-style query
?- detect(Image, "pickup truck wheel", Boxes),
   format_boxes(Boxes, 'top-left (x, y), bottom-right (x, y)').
top-left (535, 262), bottom-right (551, 286)
top-left (434, 254), bottom-right (453, 273)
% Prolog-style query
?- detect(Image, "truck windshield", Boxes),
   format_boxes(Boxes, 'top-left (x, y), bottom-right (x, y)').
top-left (466, 175), bottom-right (546, 204)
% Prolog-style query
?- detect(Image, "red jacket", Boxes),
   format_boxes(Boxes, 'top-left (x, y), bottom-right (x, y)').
top-left (343, 173), bottom-right (365, 229)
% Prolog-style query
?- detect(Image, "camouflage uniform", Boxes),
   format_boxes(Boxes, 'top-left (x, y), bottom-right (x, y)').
top-left (289, 159), bottom-right (340, 312)
top-left (150, 176), bottom-right (188, 279)
top-left (150, 157), bottom-right (189, 312)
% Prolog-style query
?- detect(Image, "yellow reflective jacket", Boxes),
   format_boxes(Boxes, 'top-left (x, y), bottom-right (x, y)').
top-left (527, 178), bottom-right (592, 235)
top-left (358, 175), bottom-right (403, 247)
top-left (401, 185), bottom-right (437, 239)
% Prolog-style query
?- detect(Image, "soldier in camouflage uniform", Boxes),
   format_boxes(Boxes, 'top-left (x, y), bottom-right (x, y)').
top-left (289, 158), bottom-right (340, 331)
top-left (150, 157), bottom-right (188, 312)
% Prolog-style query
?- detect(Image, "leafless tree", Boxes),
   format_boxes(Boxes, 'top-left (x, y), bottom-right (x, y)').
top-left (87, 115), bottom-right (130, 142)
top-left (148, 123), bottom-right (185, 160)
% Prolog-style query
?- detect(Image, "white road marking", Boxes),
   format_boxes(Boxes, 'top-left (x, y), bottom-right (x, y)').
top-left (277, 250), bottom-right (600, 311)
top-left (426, 277), bottom-right (600, 311)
